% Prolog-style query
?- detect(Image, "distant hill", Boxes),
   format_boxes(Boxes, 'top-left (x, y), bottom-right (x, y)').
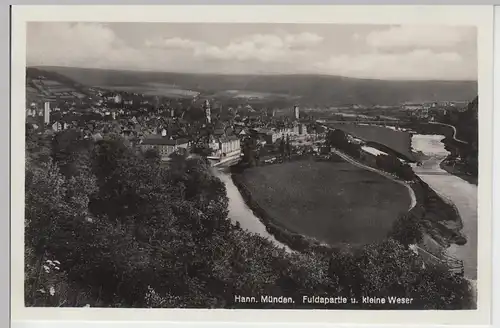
top-left (30, 66), bottom-right (477, 107)
top-left (26, 67), bottom-right (92, 104)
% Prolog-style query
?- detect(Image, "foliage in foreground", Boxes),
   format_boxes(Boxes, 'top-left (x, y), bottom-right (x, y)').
top-left (24, 130), bottom-right (474, 309)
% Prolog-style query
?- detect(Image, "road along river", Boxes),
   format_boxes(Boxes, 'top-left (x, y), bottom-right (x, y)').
top-left (411, 134), bottom-right (478, 280)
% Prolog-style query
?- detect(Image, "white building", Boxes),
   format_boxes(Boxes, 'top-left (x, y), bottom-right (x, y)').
top-left (51, 121), bottom-right (63, 132)
top-left (294, 105), bottom-right (300, 120)
top-left (44, 102), bottom-right (51, 125)
top-left (219, 136), bottom-right (241, 157)
top-left (209, 135), bottom-right (241, 158)
top-left (299, 123), bottom-right (308, 135)
top-left (140, 137), bottom-right (190, 161)
top-left (203, 100), bottom-right (211, 124)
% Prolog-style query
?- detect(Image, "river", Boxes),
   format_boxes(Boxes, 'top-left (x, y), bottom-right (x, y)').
top-left (212, 134), bottom-right (477, 280)
top-left (213, 169), bottom-right (291, 252)
top-left (411, 134), bottom-right (478, 280)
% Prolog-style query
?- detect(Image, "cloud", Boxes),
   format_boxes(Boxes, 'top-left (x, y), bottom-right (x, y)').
top-left (27, 22), bottom-right (142, 69)
top-left (145, 32), bottom-right (323, 63)
top-left (313, 49), bottom-right (475, 80)
top-left (26, 23), bottom-right (475, 80)
top-left (284, 32), bottom-right (324, 48)
top-left (144, 37), bottom-right (202, 50)
top-left (366, 25), bottom-right (469, 49)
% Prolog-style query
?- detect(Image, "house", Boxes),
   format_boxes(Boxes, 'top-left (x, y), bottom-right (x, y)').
top-left (25, 108), bottom-right (37, 117)
top-left (258, 129), bottom-right (280, 144)
top-left (219, 135), bottom-right (241, 158)
top-left (208, 135), bottom-right (241, 159)
top-left (26, 116), bottom-right (41, 131)
top-left (299, 124), bottom-right (308, 135)
top-left (208, 135), bottom-right (221, 154)
top-left (213, 128), bottom-right (225, 137)
top-left (140, 137), bottom-right (190, 161)
top-left (92, 133), bottom-right (103, 142)
top-left (237, 129), bottom-right (249, 137)
top-left (360, 146), bottom-right (387, 167)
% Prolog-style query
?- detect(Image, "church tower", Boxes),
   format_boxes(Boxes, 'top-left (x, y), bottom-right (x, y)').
top-left (203, 100), bottom-right (211, 124)
top-left (293, 105), bottom-right (299, 120)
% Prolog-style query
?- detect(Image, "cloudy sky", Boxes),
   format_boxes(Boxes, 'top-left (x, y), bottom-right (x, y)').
top-left (26, 22), bottom-right (477, 80)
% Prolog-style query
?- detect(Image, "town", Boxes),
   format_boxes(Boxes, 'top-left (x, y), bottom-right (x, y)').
top-left (25, 70), bottom-right (470, 170)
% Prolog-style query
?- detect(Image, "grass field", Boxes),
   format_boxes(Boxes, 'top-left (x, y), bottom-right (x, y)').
top-left (240, 160), bottom-right (411, 247)
top-left (327, 123), bottom-right (415, 161)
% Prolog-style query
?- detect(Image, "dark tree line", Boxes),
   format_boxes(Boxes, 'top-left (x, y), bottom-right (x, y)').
top-left (24, 128), bottom-right (474, 309)
top-left (325, 129), bottom-right (362, 159)
top-left (375, 154), bottom-right (415, 181)
top-left (442, 96), bottom-right (478, 177)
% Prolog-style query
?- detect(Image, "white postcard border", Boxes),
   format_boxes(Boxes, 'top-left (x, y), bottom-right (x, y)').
top-left (10, 4), bottom-right (494, 325)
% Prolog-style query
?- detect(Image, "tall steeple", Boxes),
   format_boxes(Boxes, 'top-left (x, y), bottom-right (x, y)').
top-left (203, 100), bottom-right (211, 124)
top-left (293, 105), bottom-right (300, 120)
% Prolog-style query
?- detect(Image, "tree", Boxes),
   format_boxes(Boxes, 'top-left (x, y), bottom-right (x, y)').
top-left (144, 148), bottom-right (161, 161)
top-left (388, 213), bottom-right (423, 246)
top-left (279, 138), bottom-right (285, 158)
top-left (326, 129), bottom-right (348, 149)
top-left (285, 135), bottom-right (291, 158)
top-left (242, 138), bottom-right (257, 167)
top-left (376, 154), bottom-right (415, 181)
top-left (25, 132), bottom-right (475, 310)
top-left (191, 144), bottom-right (213, 158)
top-left (51, 129), bottom-right (93, 178)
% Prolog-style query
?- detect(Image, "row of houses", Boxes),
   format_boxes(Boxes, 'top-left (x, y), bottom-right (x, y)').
top-left (138, 133), bottom-right (242, 162)
top-left (139, 136), bottom-right (191, 161)
top-left (253, 123), bottom-right (308, 144)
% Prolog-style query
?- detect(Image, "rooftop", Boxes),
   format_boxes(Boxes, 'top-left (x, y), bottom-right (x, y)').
top-left (220, 135), bottom-right (239, 142)
top-left (141, 137), bottom-right (190, 146)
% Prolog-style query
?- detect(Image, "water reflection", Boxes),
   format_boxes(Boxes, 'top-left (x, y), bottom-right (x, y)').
top-left (213, 168), bottom-right (291, 252)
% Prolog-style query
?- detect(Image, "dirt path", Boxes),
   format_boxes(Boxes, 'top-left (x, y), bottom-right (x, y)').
top-left (429, 122), bottom-right (468, 144)
top-left (330, 148), bottom-right (417, 211)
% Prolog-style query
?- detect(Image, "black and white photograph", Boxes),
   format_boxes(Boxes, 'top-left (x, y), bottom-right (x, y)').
top-left (10, 4), bottom-right (494, 325)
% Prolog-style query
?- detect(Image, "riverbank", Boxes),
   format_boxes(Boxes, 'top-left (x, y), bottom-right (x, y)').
top-left (230, 150), bottom-right (417, 254)
top-left (230, 145), bottom-right (465, 259)
top-left (411, 134), bottom-right (477, 280)
top-left (325, 124), bottom-right (466, 253)
top-left (404, 122), bottom-right (478, 185)
top-left (439, 160), bottom-right (478, 185)
top-left (410, 176), bottom-right (466, 249)
top-left (332, 143), bottom-right (466, 251)
top-left (213, 169), bottom-right (292, 252)
top-left (231, 164), bottom-right (335, 253)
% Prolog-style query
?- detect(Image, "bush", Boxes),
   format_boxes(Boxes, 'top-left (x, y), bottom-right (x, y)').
top-left (388, 213), bottom-right (423, 246)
